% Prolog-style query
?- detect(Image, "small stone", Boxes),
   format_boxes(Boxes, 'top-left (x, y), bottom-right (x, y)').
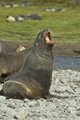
top-left (55, 86), bottom-right (74, 93)
top-left (35, 101), bottom-right (40, 106)
top-left (8, 118), bottom-right (16, 120)
top-left (0, 96), bottom-right (6, 101)
top-left (14, 110), bottom-right (28, 119)
top-left (24, 98), bottom-right (29, 102)
top-left (28, 101), bottom-right (37, 107)
top-left (75, 87), bottom-right (80, 93)
top-left (76, 112), bottom-right (80, 116)
top-left (7, 103), bottom-right (16, 109)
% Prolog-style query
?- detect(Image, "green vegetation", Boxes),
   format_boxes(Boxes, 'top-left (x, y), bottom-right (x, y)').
top-left (0, 1), bottom-right (80, 43)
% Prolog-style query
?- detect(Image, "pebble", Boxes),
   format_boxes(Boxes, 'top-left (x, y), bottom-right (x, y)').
top-left (14, 110), bottom-right (28, 119)
top-left (75, 87), bottom-right (80, 93)
top-left (0, 96), bottom-right (6, 101)
top-left (0, 69), bottom-right (80, 120)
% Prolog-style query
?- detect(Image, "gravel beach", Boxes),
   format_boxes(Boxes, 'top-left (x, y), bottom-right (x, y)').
top-left (0, 69), bottom-right (80, 120)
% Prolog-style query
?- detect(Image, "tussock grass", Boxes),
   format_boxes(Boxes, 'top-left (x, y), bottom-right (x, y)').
top-left (0, 1), bottom-right (80, 43)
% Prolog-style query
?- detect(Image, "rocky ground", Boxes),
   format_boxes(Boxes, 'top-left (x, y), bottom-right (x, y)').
top-left (0, 42), bottom-right (80, 120)
top-left (0, 69), bottom-right (80, 120)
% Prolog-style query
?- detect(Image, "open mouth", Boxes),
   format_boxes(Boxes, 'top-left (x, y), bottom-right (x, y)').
top-left (45, 32), bottom-right (55, 45)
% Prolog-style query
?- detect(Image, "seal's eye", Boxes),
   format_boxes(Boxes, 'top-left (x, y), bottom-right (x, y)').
top-left (39, 32), bottom-right (43, 40)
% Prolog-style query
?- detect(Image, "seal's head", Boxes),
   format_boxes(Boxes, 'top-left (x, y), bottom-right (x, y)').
top-left (34, 28), bottom-right (55, 51)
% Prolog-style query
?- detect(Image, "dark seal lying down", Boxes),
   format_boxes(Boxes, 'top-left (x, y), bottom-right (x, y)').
top-left (0, 48), bottom-right (30, 83)
top-left (2, 28), bottom-right (55, 99)
top-left (0, 39), bottom-right (15, 53)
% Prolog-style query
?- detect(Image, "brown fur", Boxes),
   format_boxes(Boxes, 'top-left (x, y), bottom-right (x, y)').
top-left (16, 44), bottom-right (25, 52)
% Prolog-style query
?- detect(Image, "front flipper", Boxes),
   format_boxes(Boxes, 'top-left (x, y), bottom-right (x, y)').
top-left (6, 92), bottom-right (36, 100)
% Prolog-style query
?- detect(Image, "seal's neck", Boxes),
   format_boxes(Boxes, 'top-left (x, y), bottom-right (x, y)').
top-left (32, 41), bottom-right (53, 55)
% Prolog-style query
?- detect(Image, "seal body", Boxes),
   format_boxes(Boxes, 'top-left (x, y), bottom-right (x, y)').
top-left (0, 40), bottom-right (15, 53)
top-left (0, 40), bottom-right (25, 53)
top-left (0, 48), bottom-right (30, 79)
top-left (6, 16), bottom-right (16, 22)
top-left (2, 28), bottom-right (55, 99)
top-left (16, 44), bottom-right (25, 52)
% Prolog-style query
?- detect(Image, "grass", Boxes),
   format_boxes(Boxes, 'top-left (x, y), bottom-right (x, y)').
top-left (0, 2), bottom-right (80, 43)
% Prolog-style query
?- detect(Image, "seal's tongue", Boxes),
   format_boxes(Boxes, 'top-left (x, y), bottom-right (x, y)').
top-left (46, 36), bottom-right (51, 43)
top-left (46, 33), bottom-right (55, 44)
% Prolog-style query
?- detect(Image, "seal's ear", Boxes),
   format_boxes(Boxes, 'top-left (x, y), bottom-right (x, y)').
top-left (38, 31), bottom-right (43, 40)
top-left (17, 44), bottom-right (20, 47)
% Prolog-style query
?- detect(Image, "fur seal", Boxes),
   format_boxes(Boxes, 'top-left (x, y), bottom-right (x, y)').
top-left (0, 48), bottom-right (30, 83)
top-left (0, 40), bottom-right (15, 53)
top-left (2, 28), bottom-right (55, 99)
top-left (0, 40), bottom-right (25, 53)
top-left (16, 44), bottom-right (25, 52)
top-left (6, 16), bottom-right (16, 22)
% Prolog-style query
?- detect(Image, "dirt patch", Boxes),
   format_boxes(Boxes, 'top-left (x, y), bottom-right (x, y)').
top-left (6, 41), bottom-right (80, 57)
top-left (53, 43), bottom-right (80, 57)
